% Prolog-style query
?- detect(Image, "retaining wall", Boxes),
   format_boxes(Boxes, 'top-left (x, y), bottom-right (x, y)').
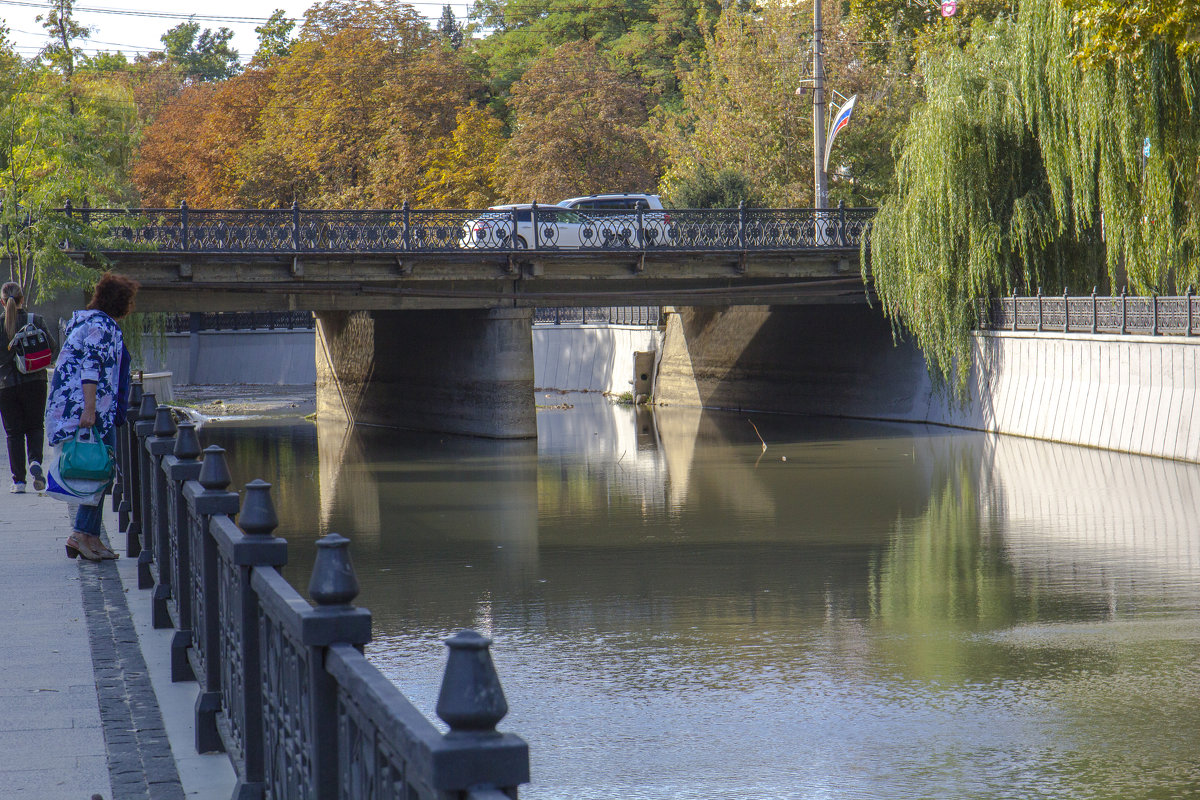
top-left (141, 330), bottom-right (317, 385)
top-left (532, 323), bottom-right (663, 394)
top-left (655, 305), bottom-right (1200, 464)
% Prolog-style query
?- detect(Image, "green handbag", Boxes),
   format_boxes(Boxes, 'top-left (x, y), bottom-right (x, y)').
top-left (60, 428), bottom-right (115, 481)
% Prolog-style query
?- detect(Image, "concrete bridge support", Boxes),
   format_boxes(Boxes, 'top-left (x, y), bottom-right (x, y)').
top-left (655, 303), bottom-right (927, 417)
top-left (315, 308), bottom-right (537, 438)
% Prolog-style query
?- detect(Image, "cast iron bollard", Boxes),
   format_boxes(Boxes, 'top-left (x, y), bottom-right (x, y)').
top-left (307, 533), bottom-right (372, 798)
top-left (135, 392), bottom-right (159, 589)
top-left (122, 381), bottom-right (145, 553)
top-left (189, 445), bottom-right (240, 754)
top-left (166, 421), bottom-right (203, 682)
top-left (149, 405), bottom-right (178, 629)
top-left (213, 479), bottom-right (287, 799)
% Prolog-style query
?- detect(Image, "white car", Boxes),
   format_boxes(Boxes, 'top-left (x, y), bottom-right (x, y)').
top-left (554, 194), bottom-right (670, 247)
top-left (461, 203), bottom-right (601, 250)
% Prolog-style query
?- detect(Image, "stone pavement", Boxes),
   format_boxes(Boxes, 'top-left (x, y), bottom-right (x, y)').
top-left (0, 457), bottom-right (235, 799)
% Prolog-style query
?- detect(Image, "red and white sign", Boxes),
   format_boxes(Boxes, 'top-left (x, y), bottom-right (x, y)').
top-left (941, 0), bottom-right (957, 16)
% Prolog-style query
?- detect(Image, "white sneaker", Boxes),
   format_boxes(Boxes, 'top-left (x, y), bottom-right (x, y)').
top-left (10, 482), bottom-right (25, 494)
top-left (28, 462), bottom-right (44, 493)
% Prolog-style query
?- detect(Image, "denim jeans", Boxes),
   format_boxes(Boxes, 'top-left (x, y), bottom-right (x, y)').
top-left (72, 426), bottom-right (115, 537)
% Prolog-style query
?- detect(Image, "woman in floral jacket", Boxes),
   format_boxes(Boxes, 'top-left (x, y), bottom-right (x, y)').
top-left (46, 273), bottom-right (139, 561)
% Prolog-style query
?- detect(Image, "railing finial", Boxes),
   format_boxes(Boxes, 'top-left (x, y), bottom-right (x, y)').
top-left (309, 533), bottom-right (359, 607)
top-left (198, 445), bottom-right (232, 492)
top-left (138, 392), bottom-right (158, 421)
top-left (152, 405), bottom-right (177, 439)
top-left (436, 630), bottom-right (509, 736)
top-left (174, 421), bottom-right (202, 461)
top-left (239, 479), bottom-right (279, 537)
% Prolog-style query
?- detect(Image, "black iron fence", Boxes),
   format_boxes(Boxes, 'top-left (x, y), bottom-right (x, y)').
top-left (62, 200), bottom-right (874, 254)
top-left (161, 311), bottom-right (316, 333)
top-left (114, 383), bottom-right (529, 799)
top-left (982, 291), bottom-right (1198, 336)
top-left (533, 306), bottom-right (661, 325)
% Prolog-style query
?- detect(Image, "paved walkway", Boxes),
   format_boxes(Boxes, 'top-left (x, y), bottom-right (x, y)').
top-left (0, 457), bottom-right (235, 798)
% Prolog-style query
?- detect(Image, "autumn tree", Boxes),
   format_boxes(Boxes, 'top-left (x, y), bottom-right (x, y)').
top-left (417, 106), bottom-right (505, 207)
top-left (500, 41), bottom-right (659, 201)
top-left (132, 69), bottom-right (275, 206)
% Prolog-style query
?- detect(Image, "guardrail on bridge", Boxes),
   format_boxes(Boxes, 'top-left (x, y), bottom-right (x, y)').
top-left (62, 200), bottom-right (874, 254)
top-left (982, 291), bottom-right (1198, 336)
top-left (115, 382), bottom-right (530, 799)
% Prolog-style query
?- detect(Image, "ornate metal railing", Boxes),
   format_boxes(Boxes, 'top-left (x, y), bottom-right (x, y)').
top-left (533, 306), bottom-right (661, 325)
top-left (63, 200), bottom-right (874, 254)
top-left (115, 383), bottom-right (529, 799)
top-left (161, 311), bottom-right (316, 333)
top-left (982, 291), bottom-right (1198, 336)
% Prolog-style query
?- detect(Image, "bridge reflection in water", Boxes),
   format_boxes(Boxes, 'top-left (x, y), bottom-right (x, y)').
top-left (202, 397), bottom-right (1200, 800)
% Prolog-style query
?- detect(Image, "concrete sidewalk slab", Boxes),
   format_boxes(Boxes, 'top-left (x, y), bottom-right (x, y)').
top-left (0, 436), bottom-right (235, 799)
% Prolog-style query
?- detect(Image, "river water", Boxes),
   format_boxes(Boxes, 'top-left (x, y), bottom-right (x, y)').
top-left (201, 393), bottom-right (1200, 800)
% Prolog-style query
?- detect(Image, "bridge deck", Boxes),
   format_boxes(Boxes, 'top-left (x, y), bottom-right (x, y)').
top-left (66, 205), bottom-right (874, 311)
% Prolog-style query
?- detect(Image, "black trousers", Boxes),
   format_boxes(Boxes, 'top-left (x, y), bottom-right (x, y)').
top-left (0, 380), bottom-right (47, 483)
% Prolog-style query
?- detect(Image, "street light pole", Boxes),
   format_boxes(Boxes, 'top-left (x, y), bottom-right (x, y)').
top-left (812, 0), bottom-right (827, 209)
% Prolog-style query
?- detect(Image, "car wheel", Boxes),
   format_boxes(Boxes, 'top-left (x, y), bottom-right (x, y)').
top-left (514, 236), bottom-right (528, 249)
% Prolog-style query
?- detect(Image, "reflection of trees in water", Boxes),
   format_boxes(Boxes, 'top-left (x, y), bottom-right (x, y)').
top-left (198, 422), bottom-right (322, 547)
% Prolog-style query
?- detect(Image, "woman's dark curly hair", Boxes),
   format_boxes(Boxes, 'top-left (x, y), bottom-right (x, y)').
top-left (87, 272), bottom-right (140, 319)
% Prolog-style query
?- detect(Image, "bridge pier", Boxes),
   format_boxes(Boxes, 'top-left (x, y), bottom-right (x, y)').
top-left (655, 303), bottom-right (928, 417)
top-left (315, 308), bottom-right (537, 438)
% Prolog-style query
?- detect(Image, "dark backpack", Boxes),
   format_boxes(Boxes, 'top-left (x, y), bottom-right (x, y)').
top-left (8, 316), bottom-right (52, 374)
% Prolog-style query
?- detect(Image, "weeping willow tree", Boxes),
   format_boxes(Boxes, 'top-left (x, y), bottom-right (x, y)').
top-left (869, 0), bottom-right (1200, 391)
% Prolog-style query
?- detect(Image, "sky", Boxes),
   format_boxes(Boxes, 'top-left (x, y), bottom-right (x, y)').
top-left (0, 0), bottom-right (474, 62)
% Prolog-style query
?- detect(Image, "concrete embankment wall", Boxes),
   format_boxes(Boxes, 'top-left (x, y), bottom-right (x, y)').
top-left (141, 330), bottom-right (318, 385)
top-left (532, 324), bottom-right (663, 394)
top-left (654, 305), bottom-right (1200, 463)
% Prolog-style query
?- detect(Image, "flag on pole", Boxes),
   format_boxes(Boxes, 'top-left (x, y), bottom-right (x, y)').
top-left (823, 94), bottom-right (857, 173)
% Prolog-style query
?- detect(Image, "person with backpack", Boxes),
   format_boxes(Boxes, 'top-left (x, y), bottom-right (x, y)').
top-left (0, 281), bottom-right (57, 494)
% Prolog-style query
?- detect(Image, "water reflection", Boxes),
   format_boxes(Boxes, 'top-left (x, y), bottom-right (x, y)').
top-left (204, 395), bottom-right (1200, 800)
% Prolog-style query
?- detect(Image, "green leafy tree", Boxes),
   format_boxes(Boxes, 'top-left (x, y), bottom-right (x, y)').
top-left (437, 5), bottom-right (464, 50)
top-left (417, 106), bottom-right (505, 207)
top-left (252, 10), bottom-right (296, 67)
top-left (663, 166), bottom-right (759, 208)
top-left (870, 3), bottom-right (1200, 392)
top-left (0, 42), bottom-right (139, 299)
top-left (159, 20), bottom-right (242, 82)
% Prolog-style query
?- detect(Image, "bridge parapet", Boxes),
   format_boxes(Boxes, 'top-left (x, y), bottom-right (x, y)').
top-left (64, 200), bottom-right (873, 254)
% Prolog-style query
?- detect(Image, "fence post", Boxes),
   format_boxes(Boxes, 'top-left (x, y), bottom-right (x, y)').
top-left (402, 200), bottom-right (411, 252)
top-left (181, 201), bottom-right (189, 252)
top-left (193, 445), bottom-right (241, 755)
top-left (838, 200), bottom-right (847, 246)
top-left (1037, 288), bottom-right (1043, 332)
top-left (1091, 287), bottom-right (1098, 334)
top-left (532, 202), bottom-right (539, 250)
top-left (1063, 287), bottom-right (1069, 332)
top-left (121, 382), bottom-right (144, 551)
top-left (306, 533), bottom-right (372, 797)
top-left (737, 201), bottom-right (746, 250)
top-left (1121, 286), bottom-right (1128, 334)
top-left (228, 479), bottom-right (288, 798)
top-left (511, 206), bottom-right (520, 250)
top-left (167, 421), bottom-right (203, 683)
top-left (637, 202), bottom-right (645, 250)
top-left (1152, 293), bottom-right (1159, 335)
top-left (149, 406), bottom-right (178, 630)
top-left (1011, 290), bottom-right (1018, 331)
top-left (135, 393), bottom-right (159, 590)
top-left (291, 200), bottom-right (301, 251)
top-left (433, 630), bottom-right (531, 792)
top-left (1188, 287), bottom-right (1194, 336)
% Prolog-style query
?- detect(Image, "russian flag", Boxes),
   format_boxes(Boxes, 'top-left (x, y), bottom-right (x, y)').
top-left (823, 94), bottom-right (858, 172)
